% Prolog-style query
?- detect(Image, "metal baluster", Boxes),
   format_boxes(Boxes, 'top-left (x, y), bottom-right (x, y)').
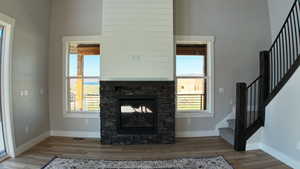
top-left (284, 26), bottom-right (287, 74)
top-left (279, 33), bottom-right (283, 80)
top-left (270, 51), bottom-right (273, 91)
top-left (256, 82), bottom-right (258, 120)
top-left (292, 9), bottom-right (298, 61)
top-left (276, 42), bottom-right (279, 86)
top-left (295, 3), bottom-right (300, 58)
top-left (281, 32), bottom-right (285, 78)
top-left (288, 18), bottom-right (292, 70)
top-left (274, 45), bottom-right (276, 87)
top-left (254, 82), bottom-right (257, 121)
top-left (249, 86), bottom-right (252, 125)
top-left (248, 89), bottom-right (251, 128)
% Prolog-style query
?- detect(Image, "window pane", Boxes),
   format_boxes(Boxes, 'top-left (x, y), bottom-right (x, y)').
top-left (68, 78), bottom-right (100, 112)
top-left (177, 78), bottom-right (205, 94)
top-left (176, 55), bottom-right (205, 76)
top-left (68, 78), bottom-right (84, 112)
top-left (84, 55), bottom-right (100, 77)
top-left (83, 78), bottom-right (100, 112)
top-left (69, 54), bottom-right (78, 76)
top-left (177, 78), bottom-right (206, 111)
top-left (0, 27), bottom-right (4, 56)
top-left (66, 42), bottom-right (101, 113)
top-left (0, 27), bottom-right (3, 38)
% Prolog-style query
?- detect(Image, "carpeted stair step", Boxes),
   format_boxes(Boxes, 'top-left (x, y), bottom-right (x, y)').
top-left (219, 128), bottom-right (234, 145)
top-left (227, 119), bottom-right (235, 130)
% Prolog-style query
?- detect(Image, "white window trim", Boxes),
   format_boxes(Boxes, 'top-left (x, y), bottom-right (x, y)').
top-left (0, 12), bottom-right (17, 158)
top-left (62, 35), bottom-right (102, 119)
top-left (175, 36), bottom-right (215, 118)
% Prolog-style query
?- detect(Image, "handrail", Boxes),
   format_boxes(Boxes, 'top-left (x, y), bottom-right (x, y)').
top-left (247, 75), bottom-right (262, 89)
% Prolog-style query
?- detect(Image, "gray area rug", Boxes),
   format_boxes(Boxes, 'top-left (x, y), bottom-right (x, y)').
top-left (42, 156), bottom-right (234, 169)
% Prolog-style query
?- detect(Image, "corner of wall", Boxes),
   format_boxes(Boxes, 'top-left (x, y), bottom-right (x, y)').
top-left (15, 131), bottom-right (50, 157)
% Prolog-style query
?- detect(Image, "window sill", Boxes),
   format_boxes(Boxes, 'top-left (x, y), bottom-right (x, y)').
top-left (63, 112), bottom-right (100, 119)
top-left (176, 111), bottom-right (214, 118)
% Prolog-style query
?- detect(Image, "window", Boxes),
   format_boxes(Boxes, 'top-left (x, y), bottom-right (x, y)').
top-left (1, 12), bottom-right (16, 158)
top-left (175, 36), bottom-right (214, 117)
top-left (0, 25), bottom-right (6, 157)
top-left (63, 37), bottom-right (101, 117)
top-left (176, 44), bottom-right (207, 112)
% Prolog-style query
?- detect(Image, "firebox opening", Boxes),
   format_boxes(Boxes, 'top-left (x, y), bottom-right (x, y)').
top-left (117, 96), bottom-right (158, 135)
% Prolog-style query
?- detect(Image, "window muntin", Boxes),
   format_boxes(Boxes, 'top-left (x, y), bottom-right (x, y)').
top-left (176, 44), bottom-right (208, 112)
top-left (66, 43), bottom-right (100, 113)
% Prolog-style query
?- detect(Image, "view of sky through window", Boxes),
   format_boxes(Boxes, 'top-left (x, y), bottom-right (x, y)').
top-left (176, 55), bottom-right (205, 76)
top-left (0, 27), bottom-right (3, 39)
top-left (84, 55), bottom-right (100, 77)
top-left (69, 54), bottom-right (204, 77)
top-left (69, 54), bottom-right (101, 77)
top-left (69, 54), bottom-right (78, 76)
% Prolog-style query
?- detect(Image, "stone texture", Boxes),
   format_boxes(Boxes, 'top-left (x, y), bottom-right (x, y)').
top-left (100, 81), bottom-right (175, 145)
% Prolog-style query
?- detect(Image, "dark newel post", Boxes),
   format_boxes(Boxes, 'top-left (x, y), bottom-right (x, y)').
top-left (259, 51), bottom-right (270, 125)
top-left (234, 83), bottom-right (247, 151)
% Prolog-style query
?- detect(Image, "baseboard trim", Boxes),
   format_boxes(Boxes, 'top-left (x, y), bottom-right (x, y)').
top-left (260, 144), bottom-right (300, 169)
top-left (246, 143), bottom-right (261, 151)
top-left (176, 130), bottom-right (219, 137)
top-left (50, 130), bottom-right (101, 138)
top-left (15, 131), bottom-right (50, 157)
top-left (50, 130), bottom-right (219, 139)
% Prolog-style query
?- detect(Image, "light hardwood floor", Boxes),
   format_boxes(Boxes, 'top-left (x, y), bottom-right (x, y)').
top-left (0, 136), bottom-right (291, 169)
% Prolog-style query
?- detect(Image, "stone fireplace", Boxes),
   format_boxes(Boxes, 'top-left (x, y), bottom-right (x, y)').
top-left (100, 81), bottom-right (175, 144)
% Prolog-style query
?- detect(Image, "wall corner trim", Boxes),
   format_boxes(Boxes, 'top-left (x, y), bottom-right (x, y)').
top-left (245, 142), bottom-right (300, 168)
top-left (15, 131), bottom-right (50, 157)
top-left (246, 143), bottom-right (261, 151)
top-left (260, 144), bottom-right (300, 169)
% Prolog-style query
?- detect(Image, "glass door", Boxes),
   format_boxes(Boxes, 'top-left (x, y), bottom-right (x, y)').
top-left (0, 26), bottom-right (7, 157)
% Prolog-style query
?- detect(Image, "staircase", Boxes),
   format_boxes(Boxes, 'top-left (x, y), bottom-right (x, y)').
top-left (219, 119), bottom-right (235, 145)
top-left (219, 0), bottom-right (300, 151)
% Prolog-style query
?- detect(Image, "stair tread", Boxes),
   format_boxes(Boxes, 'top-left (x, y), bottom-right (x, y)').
top-left (219, 127), bottom-right (234, 145)
top-left (227, 119), bottom-right (235, 123)
top-left (227, 119), bottom-right (235, 130)
top-left (219, 127), bottom-right (234, 132)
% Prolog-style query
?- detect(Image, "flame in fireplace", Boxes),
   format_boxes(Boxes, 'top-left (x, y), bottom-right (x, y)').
top-left (121, 105), bottom-right (153, 114)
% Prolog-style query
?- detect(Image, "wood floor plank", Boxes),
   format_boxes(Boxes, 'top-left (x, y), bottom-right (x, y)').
top-left (0, 136), bottom-right (291, 169)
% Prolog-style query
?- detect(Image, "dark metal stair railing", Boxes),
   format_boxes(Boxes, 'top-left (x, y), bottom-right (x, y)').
top-left (267, 0), bottom-right (300, 104)
top-left (234, 76), bottom-right (263, 151)
top-left (234, 0), bottom-right (300, 151)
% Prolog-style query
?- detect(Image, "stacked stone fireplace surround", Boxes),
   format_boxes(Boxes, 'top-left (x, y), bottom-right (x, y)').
top-left (100, 81), bottom-right (175, 145)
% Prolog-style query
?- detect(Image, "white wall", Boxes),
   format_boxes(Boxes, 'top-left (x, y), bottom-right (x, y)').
top-left (49, 0), bottom-right (102, 133)
top-left (261, 0), bottom-right (300, 168)
top-left (268, 0), bottom-right (294, 40)
top-left (175, 0), bottom-right (271, 133)
top-left (102, 0), bottom-right (174, 81)
top-left (263, 67), bottom-right (300, 168)
top-left (0, 0), bottom-right (50, 147)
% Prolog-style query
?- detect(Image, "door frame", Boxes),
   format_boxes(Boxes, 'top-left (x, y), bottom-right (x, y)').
top-left (0, 12), bottom-right (16, 158)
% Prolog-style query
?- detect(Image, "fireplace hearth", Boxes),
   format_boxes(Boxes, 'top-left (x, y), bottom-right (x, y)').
top-left (100, 81), bottom-right (175, 145)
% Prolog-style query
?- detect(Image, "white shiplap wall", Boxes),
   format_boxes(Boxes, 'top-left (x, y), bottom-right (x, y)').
top-left (102, 0), bottom-right (174, 81)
